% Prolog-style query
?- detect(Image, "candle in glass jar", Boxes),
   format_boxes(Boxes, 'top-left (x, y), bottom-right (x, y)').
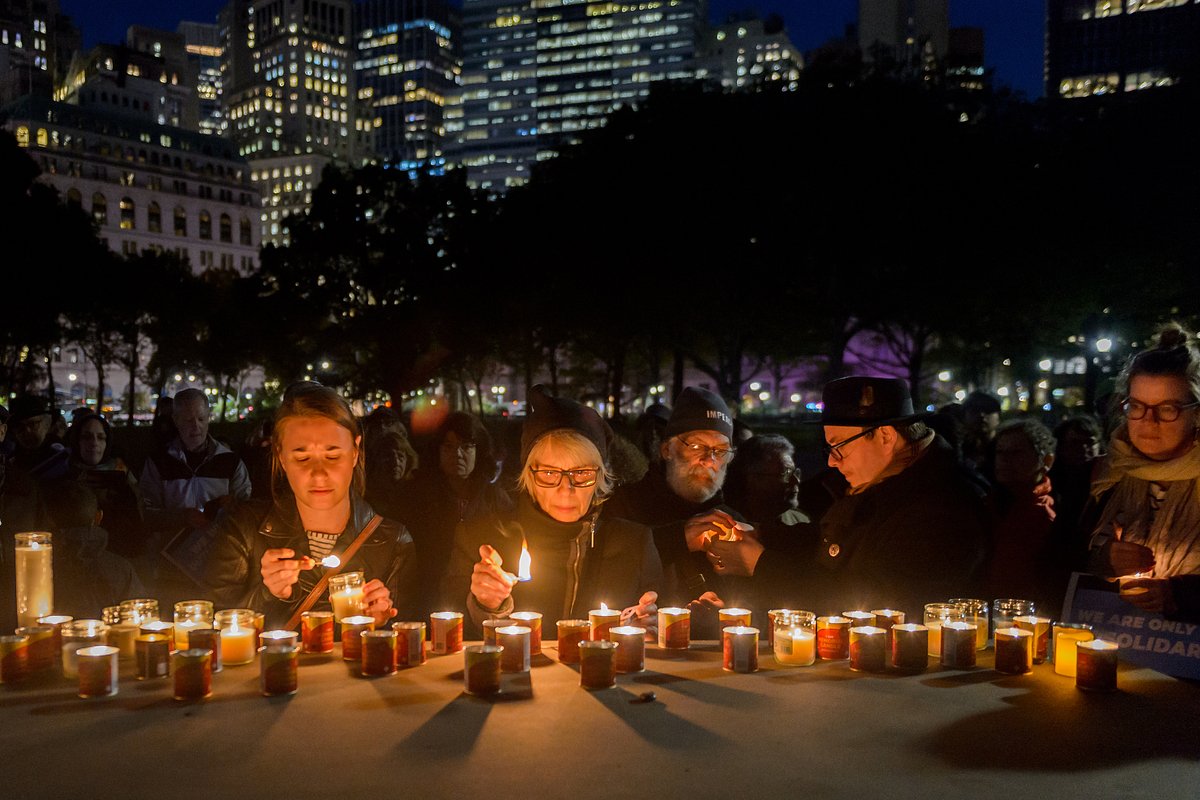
top-left (260, 644), bottom-right (299, 696)
top-left (392, 622), bottom-right (426, 667)
top-left (1053, 623), bottom-right (1094, 677)
top-left (14, 532), bottom-right (53, 628)
top-left (136, 634), bottom-right (171, 680)
top-left (260, 630), bottom-right (299, 650)
top-left (173, 648), bottom-right (212, 701)
top-left (328, 572), bottom-right (366, 622)
top-left (722, 626), bottom-right (759, 673)
top-left (76, 645), bottom-right (119, 698)
top-left (140, 620), bottom-right (174, 651)
top-left (361, 629), bottom-right (398, 677)
top-left (949, 598), bottom-right (989, 651)
top-left (1075, 639), bottom-right (1119, 692)
top-left (301, 611), bottom-right (335, 654)
top-left (940, 621), bottom-right (977, 668)
top-left (891, 624), bottom-right (928, 672)
top-left (509, 612), bottom-right (543, 655)
top-left (766, 609), bottom-right (795, 648)
top-left (218, 622), bottom-right (256, 665)
top-left (589, 605), bottom-right (622, 641)
top-left (497, 625), bottom-right (531, 673)
top-left (923, 603), bottom-right (962, 657)
top-left (556, 619), bottom-right (590, 664)
top-left (1014, 615), bottom-right (1052, 664)
top-left (341, 616), bottom-right (375, 661)
top-left (173, 619), bottom-right (207, 653)
top-left (657, 608), bottom-right (690, 650)
top-left (463, 644), bottom-right (503, 696)
top-left (61, 620), bottom-right (108, 680)
top-left (430, 611), bottom-right (464, 655)
top-left (105, 623), bottom-right (139, 661)
top-left (609, 626), bottom-right (646, 673)
top-left (994, 627), bottom-right (1034, 675)
top-left (15, 625), bottom-right (54, 673)
top-left (871, 609), bottom-right (905, 651)
top-left (773, 611), bottom-right (816, 667)
top-left (174, 600), bottom-right (214, 652)
top-left (848, 626), bottom-right (887, 672)
top-left (816, 616), bottom-right (851, 660)
top-left (578, 640), bottom-right (618, 689)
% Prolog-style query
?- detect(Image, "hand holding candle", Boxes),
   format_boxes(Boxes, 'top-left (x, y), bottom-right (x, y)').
top-left (471, 544), bottom-right (517, 611)
top-left (261, 548), bottom-right (313, 600)
top-left (361, 578), bottom-right (397, 626)
top-left (1103, 523), bottom-right (1155, 576)
top-left (620, 591), bottom-right (659, 640)
top-left (1118, 577), bottom-right (1173, 613)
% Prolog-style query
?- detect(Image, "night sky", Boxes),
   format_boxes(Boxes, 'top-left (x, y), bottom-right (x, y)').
top-left (58, 0), bottom-right (1047, 98)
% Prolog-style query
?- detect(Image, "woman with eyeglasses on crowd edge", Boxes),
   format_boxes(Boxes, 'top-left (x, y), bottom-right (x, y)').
top-left (440, 384), bottom-right (663, 640)
top-left (1081, 322), bottom-right (1200, 621)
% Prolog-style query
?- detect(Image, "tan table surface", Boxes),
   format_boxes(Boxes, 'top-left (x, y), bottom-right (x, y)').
top-left (3, 638), bottom-right (1198, 799)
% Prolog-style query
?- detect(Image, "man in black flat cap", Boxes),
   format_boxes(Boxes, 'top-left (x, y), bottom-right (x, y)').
top-left (709, 376), bottom-right (991, 621)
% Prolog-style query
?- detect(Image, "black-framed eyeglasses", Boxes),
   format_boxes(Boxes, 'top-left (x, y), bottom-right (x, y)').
top-left (678, 437), bottom-right (736, 464)
top-left (528, 467), bottom-right (599, 488)
top-left (1121, 398), bottom-right (1200, 423)
top-left (822, 427), bottom-right (878, 460)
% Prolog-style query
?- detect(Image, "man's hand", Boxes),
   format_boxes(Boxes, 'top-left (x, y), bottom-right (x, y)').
top-left (471, 544), bottom-right (516, 611)
top-left (684, 510), bottom-right (745, 553)
top-left (707, 537), bottom-right (765, 577)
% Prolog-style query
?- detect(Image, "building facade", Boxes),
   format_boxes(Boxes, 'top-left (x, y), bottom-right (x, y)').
top-left (0, 0), bottom-right (78, 104)
top-left (178, 20), bottom-right (227, 136)
top-left (706, 16), bottom-right (801, 92)
top-left (857, 0), bottom-right (949, 78)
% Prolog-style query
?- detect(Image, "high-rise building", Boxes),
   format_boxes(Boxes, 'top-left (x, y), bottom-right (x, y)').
top-left (0, 0), bottom-right (79, 104)
top-left (221, 0), bottom-right (374, 246)
top-left (354, 0), bottom-right (461, 176)
top-left (857, 0), bottom-right (949, 79)
top-left (449, 0), bottom-right (707, 191)
top-left (945, 26), bottom-right (987, 93)
top-left (178, 20), bottom-right (227, 136)
top-left (1046, 0), bottom-right (1200, 102)
top-left (707, 16), bottom-right (802, 93)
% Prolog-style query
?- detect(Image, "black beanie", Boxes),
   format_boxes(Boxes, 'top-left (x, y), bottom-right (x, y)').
top-left (663, 387), bottom-right (734, 441)
top-left (520, 384), bottom-right (613, 465)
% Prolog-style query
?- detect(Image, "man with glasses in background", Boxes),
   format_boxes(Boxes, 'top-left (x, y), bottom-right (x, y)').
top-left (787, 376), bottom-right (990, 620)
top-left (606, 387), bottom-right (751, 634)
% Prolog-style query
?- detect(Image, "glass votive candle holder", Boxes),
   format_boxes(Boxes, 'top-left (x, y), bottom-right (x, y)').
top-left (816, 615), bottom-right (851, 661)
top-left (463, 644), bottom-right (503, 696)
top-left (579, 640), bottom-right (618, 689)
top-left (14, 625), bottom-right (54, 673)
top-left (61, 619), bottom-right (108, 680)
top-left (940, 620), bottom-right (977, 668)
top-left (102, 605), bottom-right (122, 625)
top-left (994, 627), bottom-right (1034, 675)
top-left (1052, 622), bottom-right (1094, 677)
top-left (430, 611), bottom-right (464, 655)
top-left (610, 626), bottom-right (646, 673)
top-left (556, 619), bottom-right (591, 664)
top-left (923, 602), bottom-right (963, 658)
top-left (992, 598), bottom-right (1035, 637)
top-left (871, 609), bottom-right (905, 651)
top-left (719, 607), bottom-right (752, 632)
top-left (173, 648), bottom-right (213, 701)
top-left (341, 616), bottom-right (375, 661)
top-left (949, 598), bottom-right (989, 650)
top-left (766, 609), bottom-right (796, 648)
top-left (136, 633), bottom-right (171, 680)
top-left (260, 644), bottom-right (299, 696)
top-left (891, 624), bottom-right (929, 672)
top-left (773, 610), bottom-right (816, 667)
top-left (848, 626), bottom-right (888, 672)
top-left (76, 645), bottom-right (120, 698)
top-left (1075, 639), bottom-right (1119, 692)
top-left (189, 627), bottom-right (223, 673)
top-left (1, 634), bottom-right (30, 684)
top-left (497, 625), bottom-right (531, 673)
top-left (260, 630), bottom-right (299, 650)
top-left (301, 611), bottom-right (335, 654)
top-left (657, 607), bottom-right (691, 650)
top-left (482, 617), bottom-right (510, 647)
top-left (509, 612), bottom-right (543, 655)
top-left (722, 626), bottom-right (759, 673)
top-left (173, 600), bottom-right (214, 653)
top-left (361, 629), bottom-right (398, 677)
top-left (1014, 615), bottom-right (1052, 664)
top-left (589, 606), bottom-right (622, 640)
top-left (105, 619), bottom-right (139, 661)
top-left (214, 609), bottom-right (257, 665)
top-left (119, 598), bottom-right (160, 625)
top-left (328, 571), bottom-right (366, 622)
top-left (392, 622), bottom-right (426, 667)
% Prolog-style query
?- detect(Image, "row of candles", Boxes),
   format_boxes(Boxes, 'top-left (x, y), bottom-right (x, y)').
top-left (0, 593), bottom-right (1120, 699)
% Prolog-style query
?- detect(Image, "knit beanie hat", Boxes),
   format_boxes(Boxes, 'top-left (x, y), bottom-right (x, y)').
top-left (520, 384), bottom-right (613, 465)
top-left (663, 387), bottom-right (734, 441)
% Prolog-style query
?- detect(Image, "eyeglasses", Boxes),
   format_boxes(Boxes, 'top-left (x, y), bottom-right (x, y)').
top-left (752, 467), bottom-right (802, 484)
top-left (440, 440), bottom-right (477, 453)
top-left (1121, 398), bottom-right (1200, 423)
top-left (822, 427), bottom-right (879, 461)
top-left (528, 467), bottom-right (599, 488)
top-left (677, 438), bottom-right (736, 464)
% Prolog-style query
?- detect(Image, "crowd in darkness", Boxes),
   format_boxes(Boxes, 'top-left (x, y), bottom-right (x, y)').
top-left (3, 320), bottom-right (1200, 637)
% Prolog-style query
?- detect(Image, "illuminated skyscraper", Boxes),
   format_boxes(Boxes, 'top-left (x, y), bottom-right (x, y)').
top-left (354, 0), bottom-right (461, 176)
top-left (221, 0), bottom-right (374, 246)
top-left (178, 21), bottom-right (227, 136)
top-left (0, 0), bottom-right (79, 103)
top-left (707, 16), bottom-right (801, 93)
top-left (449, 0), bottom-right (707, 191)
top-left (857, 0), bottom-right (949, 78)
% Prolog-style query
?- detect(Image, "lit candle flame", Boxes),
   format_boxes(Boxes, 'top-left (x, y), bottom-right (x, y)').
top-left (517, 539), bottom-right (532, 582)
top-left (600, 602), bottom-right (609, 612)
top-left (322, 555), bottom-right (341, 569)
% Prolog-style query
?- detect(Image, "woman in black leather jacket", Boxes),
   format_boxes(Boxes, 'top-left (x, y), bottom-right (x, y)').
top-left (203, 383), bottom-right (418, 629)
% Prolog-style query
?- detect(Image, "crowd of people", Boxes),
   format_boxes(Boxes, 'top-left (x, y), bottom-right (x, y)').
top-left (3, 320), bottom-right (1199, 634)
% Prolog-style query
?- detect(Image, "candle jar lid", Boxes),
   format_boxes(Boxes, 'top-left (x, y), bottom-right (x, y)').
top-left (175, 600), bottom-right (215, 623)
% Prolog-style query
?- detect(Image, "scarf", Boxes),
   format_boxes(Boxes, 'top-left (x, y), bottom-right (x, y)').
top-left (1089, 425), bottom-right (1200, 577)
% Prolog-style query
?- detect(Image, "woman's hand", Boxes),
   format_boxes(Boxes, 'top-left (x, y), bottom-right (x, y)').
top-left (684, 510), bottom-right (743, 553)
top-left (471, 544), bottom-right (516, 611)
top-left (1101, 540), bottom-right (1156, 577)
top-left (260, 548), bottom-right (314, 600)
top-left (1119, 577), bottom-right (1175, 615)
top-left (363, 578), bottom-right (397, 626)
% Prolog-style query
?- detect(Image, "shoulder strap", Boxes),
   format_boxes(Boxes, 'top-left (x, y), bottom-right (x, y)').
top-left (283, 514), bottom-right (384, 630)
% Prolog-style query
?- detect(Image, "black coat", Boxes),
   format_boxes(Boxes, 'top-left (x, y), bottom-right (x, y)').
top-left (202, 493), bottom-right (419, 629)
